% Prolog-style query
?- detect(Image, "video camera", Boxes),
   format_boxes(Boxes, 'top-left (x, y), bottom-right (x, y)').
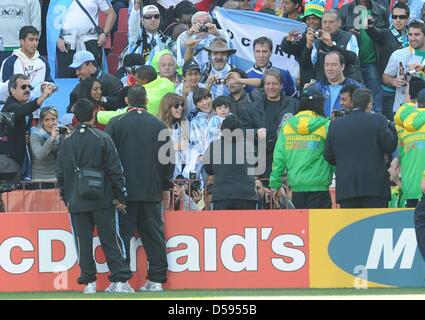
top-left (189, 170), bottom-right (201, 192)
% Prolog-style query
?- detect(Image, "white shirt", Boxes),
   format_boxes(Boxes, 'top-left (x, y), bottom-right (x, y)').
top-left (384, 46), bottom-right (425, 112)
top-left (62, 0), bottom-right (111, 42)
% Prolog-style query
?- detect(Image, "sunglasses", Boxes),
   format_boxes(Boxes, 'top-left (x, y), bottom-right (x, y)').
top-left (40, 106), bottom-right (57, 113)
top-left (392, 14), bottom-right (408, 20)
top-left (173, 103), bottom-right (184, 109)
top-left (20, 84), bottom-right (34, 91)
top-left (143, 14), bottom-right (160, 20)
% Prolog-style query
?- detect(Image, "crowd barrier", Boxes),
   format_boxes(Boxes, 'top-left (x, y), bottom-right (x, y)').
top-left (0, 208), bottom-right (422, 292)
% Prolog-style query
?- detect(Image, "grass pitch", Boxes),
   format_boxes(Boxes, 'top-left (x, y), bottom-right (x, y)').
top-left (1, 288), bottom-right (425, 300)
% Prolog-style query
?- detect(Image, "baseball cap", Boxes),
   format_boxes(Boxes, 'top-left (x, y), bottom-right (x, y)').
top-left (69, 50), bottom-right (96, 69)
top-left (143, 5), bottom-right (160, 16)
top-left (183, 59), bottom-right (201, 75)
top-left (301, 85), bottom-right (325, 100)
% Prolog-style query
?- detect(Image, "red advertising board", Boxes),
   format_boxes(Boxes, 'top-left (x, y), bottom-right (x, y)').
top-left (0, 210), bottom-right (308, 292)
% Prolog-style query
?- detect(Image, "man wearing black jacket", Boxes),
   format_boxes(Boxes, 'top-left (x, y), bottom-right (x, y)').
top-left (56, 98), bottom-right (133, 294)
top-left (105, 85), bottom-right (174, 292)
top-left (67, 50), bottom-right (123, 111)
top-left (0, 74), bottom-right (55, 179)
top-left (324, 88), bottom-right (398, 208)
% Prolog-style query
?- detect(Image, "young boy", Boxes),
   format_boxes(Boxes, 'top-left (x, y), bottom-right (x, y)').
top-left (208, 96), bottom-right (231, 142)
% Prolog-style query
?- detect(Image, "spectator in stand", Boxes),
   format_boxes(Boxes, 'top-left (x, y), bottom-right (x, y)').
top-left (0, 26), bottom-right (53, 107)
top-left (68, 50), bottom-right (123, 112)
top-left (176, 11), bottom-right (228, 69)
top-left (128, 1), bottom-right (172, 65)
top-left (115, 53), bottom-right (145, 86)
top-left (241, 68), bottom-right (299, 180)
top-left (29, 106), bottom-right (67, 185)
top-left (302, 9), bottom-right (363, 84)
top-left (172, 176), bottom-right (200, 211)
top-left (340, 0), bottom-right (389, 114)
top-left (208, 96), bottom-right (231, 143)
top-left (246, 37), bottom-right (297, 98)
top-left (339, 83), bottom-right (360, 112)
top-left (151, 50), bottom-right (181, 85)
top-left (0, 0), bottom-right (41, 65)
top-left (278, 0), bottom-right (303, 21)
top-left (204, 114), bottom-right (258, 210)
top-left (226, 69), bottom-right (255, 118)
top-left (183, 87), bottom-right (215, 179)
top-left (270, 86), bottom-right (333, 209)
top-left (198, 37), bottom-right (236, 97)
top-left (366, 2), bottom-right (410, 120)
top-left (56, 0), bottom-right (116, 78)
top-left (158, 93), bottom-right (189, 178)
top-left (175, 59), bottom-right (209, 116)
top-left (77, 78), bottom-right (107, 130)
top-left (162, 1), bottom-right (198, 38)
top-left (383, 20), bottom-right (425, 114)
top-left (310, 51), bottom-right (363, 117)
top-left (281, 0), bottom-right (324, 88)
top-left (0, 74), bottom-right (55, 182)
top-left (324, 88), bottom-right (398, 208)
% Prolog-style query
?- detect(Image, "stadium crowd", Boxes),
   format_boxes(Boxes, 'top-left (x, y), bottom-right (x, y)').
top-left (3, 0), bottom-right (425, 292)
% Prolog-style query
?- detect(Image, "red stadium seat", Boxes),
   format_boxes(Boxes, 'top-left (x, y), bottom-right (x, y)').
top-left (112, 31), bottom-right (128, 54)
top-left (107, 53), bottom-right (120, 74)
top-left (118, 8), bottom-right (129, 32)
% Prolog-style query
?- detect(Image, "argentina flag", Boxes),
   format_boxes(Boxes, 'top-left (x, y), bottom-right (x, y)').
top-left (214, 8), bottom-right (306, 82)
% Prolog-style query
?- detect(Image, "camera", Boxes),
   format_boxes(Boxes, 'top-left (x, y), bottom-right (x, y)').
top-left (215, 78), bottom-right (227, 85)
top-left (314, 30), bottom-right (321, 38)
top-left (58, 127), bottom-right (68, 135)
top-left (188, 170), bottom-right (201, 192)
top-left (332, 109), bottom-right (348, 118)
top-left (199, 25), bottom-right (209, 33)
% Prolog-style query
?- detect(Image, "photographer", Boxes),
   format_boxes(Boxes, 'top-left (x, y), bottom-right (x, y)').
top-left (30, 106), bottom-right (68, 185)
top-left (172, 175), bottom-right (200, 211)
top-left (176, 11), bottom-right (228, 69)
top-left (301, 9), bottom-right (362, 84)
top-left (0, 74), bottom-right (55, 184)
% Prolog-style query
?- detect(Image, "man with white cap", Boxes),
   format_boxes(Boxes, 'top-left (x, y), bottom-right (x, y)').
top-left (68, 50), bottom-right (123, 111)
top-left (128, 0), bottom-right (172, 65)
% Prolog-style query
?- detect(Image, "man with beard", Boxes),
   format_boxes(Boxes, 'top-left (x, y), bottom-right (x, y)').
top-left (384, 20), bottom-right (425, 113)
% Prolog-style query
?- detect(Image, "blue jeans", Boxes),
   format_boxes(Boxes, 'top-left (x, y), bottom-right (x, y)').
top-left (361, 63), bottom-right (383, 114)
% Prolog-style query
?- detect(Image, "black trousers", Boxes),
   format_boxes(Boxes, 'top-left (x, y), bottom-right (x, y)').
top-left (70, 206), bottom-right (132, 285)
top-left (292, 191), bottom-right (332, 209)
top-left (56, 39), bottom-right (103, 78)
top-left (339, 196), bottom-right (388, 208)
top-left (414, 196), bottom-right (425, 260)
top-left (213, 200), bottom-right (257, 210)
top-left (119, 201), bottom-right (167, 283)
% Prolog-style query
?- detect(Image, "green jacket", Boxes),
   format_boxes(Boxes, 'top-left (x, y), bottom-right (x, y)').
top-left (269, 110), bottom-right (333, 192)
top-left (394, 103), bottom-right (425, 200)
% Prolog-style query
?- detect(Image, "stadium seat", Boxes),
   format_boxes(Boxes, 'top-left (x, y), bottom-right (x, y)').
top-left (107, 54), bottom-right (120, 74)
top-left (118, 8), bottom-right (129, 32)
top-left (99, 12), bottom-right (112, 50)
top-left (112, 31), bottom-right (128, 54)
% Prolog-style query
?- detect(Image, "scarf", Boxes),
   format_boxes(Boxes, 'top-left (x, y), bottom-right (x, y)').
top-left (390, 24), bottom-right (409, 48)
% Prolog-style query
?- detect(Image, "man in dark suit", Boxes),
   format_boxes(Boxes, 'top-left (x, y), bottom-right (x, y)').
top-left (324, 88), bottom-right (398, 208)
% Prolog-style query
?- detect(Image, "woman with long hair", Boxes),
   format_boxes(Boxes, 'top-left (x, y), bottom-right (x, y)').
top-left (76, 78), bottom-right (107, 130)
top-left (159, 93), bottom-right (189, 178)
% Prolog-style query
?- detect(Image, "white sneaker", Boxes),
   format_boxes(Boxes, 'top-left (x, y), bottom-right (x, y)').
top-left (139, 280), bottom-right (163, 292)
top-left (104, 281), bottom-right (135, 293)
top-left (83, 281), bottom-right (96, 294)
